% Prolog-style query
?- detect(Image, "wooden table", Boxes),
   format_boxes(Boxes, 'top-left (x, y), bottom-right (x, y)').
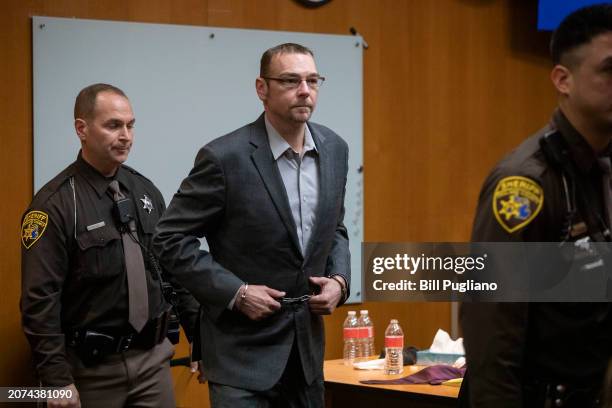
top-left (324, 359), bottom-right (459, 408)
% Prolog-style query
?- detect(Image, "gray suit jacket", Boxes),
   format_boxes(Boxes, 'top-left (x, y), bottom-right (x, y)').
top-left (153, 114), bottom-right (351, 390)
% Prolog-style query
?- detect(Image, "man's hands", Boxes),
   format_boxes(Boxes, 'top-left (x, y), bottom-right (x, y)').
top-left (235, 277), bottom-right (345, 319)
top-left (235, 285), bottom-right (285, 320)
top-left (47, 383), bottom-right (80, 408)
top-left (308, 276), bottom-right (343, 315)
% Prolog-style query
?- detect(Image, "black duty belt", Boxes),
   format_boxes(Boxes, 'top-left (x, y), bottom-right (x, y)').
top-left (66, 309), bottom-right (171, 365)
top-left (524, 380), bottom-right (602, 407)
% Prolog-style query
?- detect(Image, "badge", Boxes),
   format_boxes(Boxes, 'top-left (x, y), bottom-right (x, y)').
top-left (140, 194), bottom-right (153, 214)
top-left (493, 176), bottom-right (544, 233)
top-left (21, 210), bottom-right (49, 249)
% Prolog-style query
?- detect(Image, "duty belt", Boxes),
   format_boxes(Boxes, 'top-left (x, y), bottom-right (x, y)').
top-left (66, 309), bottom-right (171, 365)
top-left (524, 380), bottom-right (602, 407)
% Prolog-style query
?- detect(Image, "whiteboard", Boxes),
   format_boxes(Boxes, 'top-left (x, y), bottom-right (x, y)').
top-left (33, 16), bottom-right (363, 302)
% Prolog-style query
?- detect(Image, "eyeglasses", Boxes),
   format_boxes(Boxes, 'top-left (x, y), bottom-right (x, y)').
top-left (262, 76), bottom-right (326, 90)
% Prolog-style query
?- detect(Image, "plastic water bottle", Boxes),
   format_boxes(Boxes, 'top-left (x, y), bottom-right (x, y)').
top-left (357, 310), bottom-right (375, 360)
top-left (384, 319), bottom-right (404, 375)
top-left (342, 311), bottom-right (359, 365)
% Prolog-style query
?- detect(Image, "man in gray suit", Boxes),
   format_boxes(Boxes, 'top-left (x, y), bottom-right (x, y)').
top-left (153, 43), bottom-right (351, 407)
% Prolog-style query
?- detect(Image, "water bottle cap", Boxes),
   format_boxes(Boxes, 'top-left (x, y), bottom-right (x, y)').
top-left (348, 311), bottom-right (356, 315)
top-left (390, 319), bottom-right (398, 324)
top-left (360, 310), bottom-right (368, 314)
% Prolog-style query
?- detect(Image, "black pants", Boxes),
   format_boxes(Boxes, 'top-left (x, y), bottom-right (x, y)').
top-left (209, 341), bottom-right (324, 408)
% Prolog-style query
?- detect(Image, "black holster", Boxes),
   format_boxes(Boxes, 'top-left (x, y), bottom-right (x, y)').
top-left (67, 307), bottom-right (174, 366)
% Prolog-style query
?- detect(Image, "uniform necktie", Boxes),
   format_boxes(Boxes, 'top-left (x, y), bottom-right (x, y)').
top-left (597, 157), bottom-right (612, 232)
top-left (108, 180), bottom-right (149, 332)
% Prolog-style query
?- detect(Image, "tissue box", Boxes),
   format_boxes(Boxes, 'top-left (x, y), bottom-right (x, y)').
top-left (416, 349), bottom-right (464, 366)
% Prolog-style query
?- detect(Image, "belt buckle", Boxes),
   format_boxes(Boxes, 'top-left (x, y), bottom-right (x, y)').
top-left (116, 334), bottom-right (134, 352)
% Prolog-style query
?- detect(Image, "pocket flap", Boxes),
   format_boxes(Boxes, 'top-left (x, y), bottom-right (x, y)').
top-left (76, 225), bottom-right (121, 250)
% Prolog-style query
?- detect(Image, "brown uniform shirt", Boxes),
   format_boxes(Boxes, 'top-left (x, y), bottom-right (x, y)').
top-left (21, 153), bottom-right (198, 386)
top-left (460, 110), bottom-right (612, 406)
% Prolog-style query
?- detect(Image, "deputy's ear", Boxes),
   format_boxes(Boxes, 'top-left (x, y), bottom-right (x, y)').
top-left (75, 118), bottom-right (87, 142)
top-left (255, 77), bottom-right (268, 102)
top-left (550, 64), bottom-right (572, 96)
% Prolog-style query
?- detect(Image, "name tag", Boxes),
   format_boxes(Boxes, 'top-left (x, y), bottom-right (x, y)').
top-left (86, 221), bottom-right (106, 231)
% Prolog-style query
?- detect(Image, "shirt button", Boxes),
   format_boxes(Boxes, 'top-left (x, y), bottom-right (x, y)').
top-left (303, 197), bottom-right (307, 202)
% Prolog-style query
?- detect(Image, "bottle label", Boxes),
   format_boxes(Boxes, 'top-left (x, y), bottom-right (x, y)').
top-left (343, 327), bottom-right (360, 339)
top-left (385, 335), bottom-right (403, 348)
top-left (358, 327), bottom-right (374, 338)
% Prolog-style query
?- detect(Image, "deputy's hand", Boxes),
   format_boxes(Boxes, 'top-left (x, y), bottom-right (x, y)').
top-left (235, 285), bottom-right (285, 321)
top-left (308, 277), bottom-right (342, 315)
top-left (190, 360), bottom-right (207, 384)
top-left (47, 383), bottom-right (80, 408)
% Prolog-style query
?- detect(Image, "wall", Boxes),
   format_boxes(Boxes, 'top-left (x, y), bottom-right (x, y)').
top-left (0, 0), bottom-right (555, 406)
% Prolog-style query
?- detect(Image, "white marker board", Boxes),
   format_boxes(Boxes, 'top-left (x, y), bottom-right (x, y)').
top-left (33, 16), bottom-right (363, 302)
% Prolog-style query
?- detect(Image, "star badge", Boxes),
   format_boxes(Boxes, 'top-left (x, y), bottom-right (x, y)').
top-left (140, 194), bottom-right (154, 214)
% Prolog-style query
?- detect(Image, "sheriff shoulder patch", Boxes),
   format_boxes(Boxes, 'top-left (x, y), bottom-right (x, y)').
top-left (21, 210), bottom-right (49, 249)
top-left (492, 176), bottom-right (544, 233)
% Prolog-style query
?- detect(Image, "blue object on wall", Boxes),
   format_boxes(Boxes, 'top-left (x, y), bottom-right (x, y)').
top-left (538, 0), bottom-right (610, 31)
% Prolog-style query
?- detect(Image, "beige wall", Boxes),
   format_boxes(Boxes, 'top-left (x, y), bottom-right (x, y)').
top-left (0, 1), bottom-right (556, 406)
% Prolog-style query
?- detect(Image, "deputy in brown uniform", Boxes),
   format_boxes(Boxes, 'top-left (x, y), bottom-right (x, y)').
top-left (20, 83), bottom-right (199, 407)
top-left (460, 5), bottom-right (612, 408)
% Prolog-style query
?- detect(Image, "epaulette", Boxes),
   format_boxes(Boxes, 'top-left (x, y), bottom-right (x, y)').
top-left (121, 164), bottom-right (154, 184)
top-left (30, 164), bottom-right (76, 205)
top-left (493, 129), bottom-right (552, 182)
top-left (539, 129), bottom-right (568, 171)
